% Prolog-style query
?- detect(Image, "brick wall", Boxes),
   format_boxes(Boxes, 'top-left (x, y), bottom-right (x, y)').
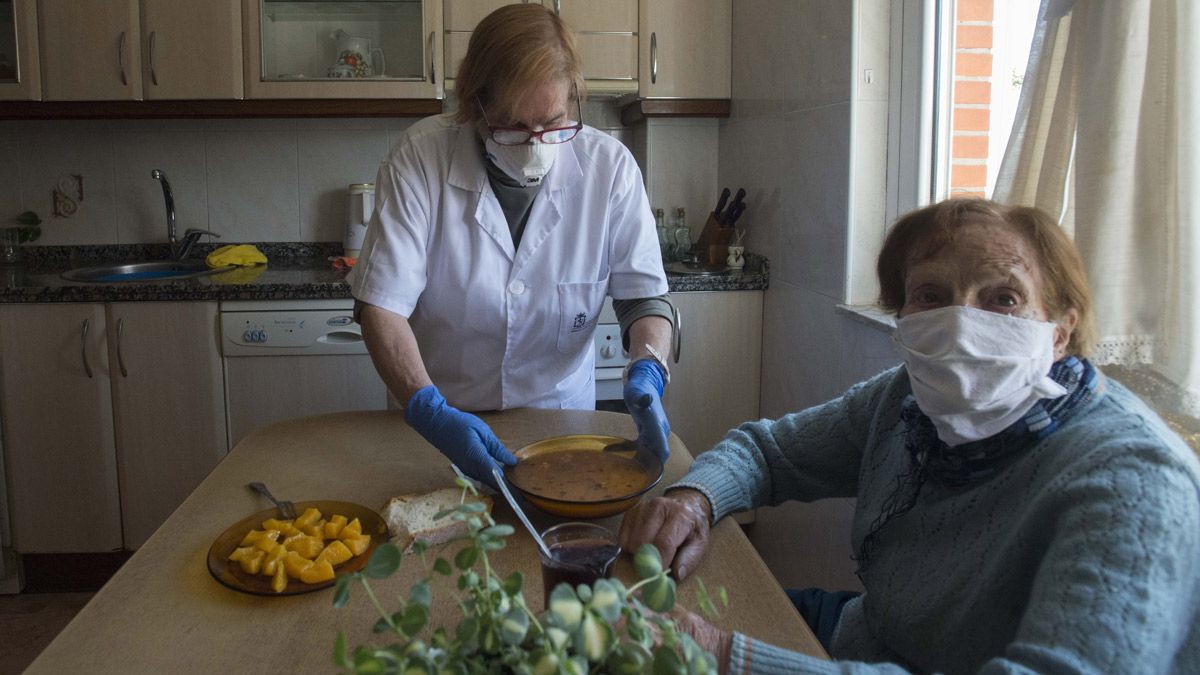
top-left (951, 0), bottom-right (994, 197)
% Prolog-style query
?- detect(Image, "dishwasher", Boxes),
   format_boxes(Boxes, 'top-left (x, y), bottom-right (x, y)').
top-left (220, 299), bottom-right (389, 448)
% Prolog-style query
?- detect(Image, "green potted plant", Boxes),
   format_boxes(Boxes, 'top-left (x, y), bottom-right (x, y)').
top-left (333, 478), bottom-right (726, 674)
top-left (1, 211), bottom-right (42, 265)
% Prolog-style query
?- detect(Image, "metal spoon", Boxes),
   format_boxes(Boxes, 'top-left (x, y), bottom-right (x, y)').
top-left (490, 466), bottom-right (554, 560)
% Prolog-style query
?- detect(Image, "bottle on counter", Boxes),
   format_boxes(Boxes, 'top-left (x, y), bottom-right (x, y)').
top-left (654, 208), bottom-right (670, 262)
top-left (671, 207), bottom-right (692, 261)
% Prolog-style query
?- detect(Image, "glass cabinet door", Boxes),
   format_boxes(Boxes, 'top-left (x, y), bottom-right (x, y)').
top-left (245, 0), bottom-right (443, 99)
top-left (0, 0), bottom-right (41, 100)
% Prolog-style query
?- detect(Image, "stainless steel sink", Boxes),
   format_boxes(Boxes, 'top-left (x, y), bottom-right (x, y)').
top-left (61, 259), bottom-right (229, 283)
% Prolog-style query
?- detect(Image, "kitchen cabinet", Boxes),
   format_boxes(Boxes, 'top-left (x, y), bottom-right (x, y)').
top-left (243, 0), bottom-right (442, 99)
top-left (0, 0), bottom-right (41, 100)
top-left (444, 0), bottom-right (637, 92)
top-left (0, 302), bottom-right (227, 552)
top-left (664, 290), bottom-right (761, 454)
top-left (37, 0), bottom-right (242, 101)
top-left (639, 0), bottom-right (730, 99)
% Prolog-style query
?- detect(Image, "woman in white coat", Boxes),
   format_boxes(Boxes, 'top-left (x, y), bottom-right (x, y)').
top-left (349, 4), bottom-right (675, 488)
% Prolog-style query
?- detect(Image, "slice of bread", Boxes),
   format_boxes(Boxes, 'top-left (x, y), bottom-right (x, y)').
top-left (382, 487), bottom-right (493, 551)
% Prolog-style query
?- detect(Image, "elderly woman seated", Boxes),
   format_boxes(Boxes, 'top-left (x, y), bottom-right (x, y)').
top-left (621, 199), bottom-right (1200, 674)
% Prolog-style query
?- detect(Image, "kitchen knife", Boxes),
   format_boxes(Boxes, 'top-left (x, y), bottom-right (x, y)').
top-left (727, 201), bottom-right (747, 227)
top-left (714, 187), bottom-right (731, 222)
top-left (725, 188), bottom-right (746, 226)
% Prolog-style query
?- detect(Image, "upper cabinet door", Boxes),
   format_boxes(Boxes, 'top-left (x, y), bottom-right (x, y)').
top-left (140, 0), bottom-right (242, 100)
top-left (0, 0), bottom-right (43, 100)
top-left (640, 0), bottom-right (730, 99)
top-left (244, 0), bottom-right (443, 99)
top-left (38, 0), bottom-right (142, 100)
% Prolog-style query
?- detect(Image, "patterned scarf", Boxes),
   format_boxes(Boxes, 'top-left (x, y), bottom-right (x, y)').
top-left (853, 357), bottom-right (1100, 574)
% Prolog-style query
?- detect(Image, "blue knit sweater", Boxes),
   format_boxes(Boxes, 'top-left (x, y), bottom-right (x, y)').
top-left (675, 366), bottom-right (1200, 674)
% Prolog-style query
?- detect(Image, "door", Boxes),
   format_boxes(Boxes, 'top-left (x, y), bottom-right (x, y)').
top-left (244, 0), bottom-right (443, 99)
top-left (0, 0), bottom-right (42, 100)
top-left (38, 0), bottom-right (142, 100)
top-left (140, 0), bottom-right (242, 100)
top-left (639, 0), bottom-right (730, 99)
top-left (0, 304), bottom-right (122, 552)
top-left (108, 302), bottom-right (228, 549)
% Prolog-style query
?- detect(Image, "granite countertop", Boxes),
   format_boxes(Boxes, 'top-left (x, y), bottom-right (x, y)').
top-left (0, 244), bottom-right (769, 303)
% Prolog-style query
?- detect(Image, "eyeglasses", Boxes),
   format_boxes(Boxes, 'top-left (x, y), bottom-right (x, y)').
top-left (478, 97), bottom-right (584, 146)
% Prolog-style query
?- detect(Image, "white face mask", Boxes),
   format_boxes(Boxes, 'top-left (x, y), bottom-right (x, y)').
top-left (893, 305), bottom-right (1068, 446)
top-left (484, 138), bottom-right (559, 186)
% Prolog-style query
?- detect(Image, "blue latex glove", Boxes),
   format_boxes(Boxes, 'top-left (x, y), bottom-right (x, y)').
top-left (404, 384), bottom-right (516, 490)
top-left (623, 359), bottom-right (671, 463)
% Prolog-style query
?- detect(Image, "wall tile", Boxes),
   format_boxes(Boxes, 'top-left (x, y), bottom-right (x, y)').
top-left (780, 0), bottom-right (854, 114)
top-left (205, 131), bottom-right (300, 242)
top-left (0, 132), bottom-right (23, 218)
top-left (643, 119), bottom-right (720, 240)
top-left (112, 131), bottom-right (208, 245)
top-left (297, 129), bottom-right (391, 242)
top-left (18, 125), bottom-right (117, 246)
top-left (729, 0), bottom-right (784, 120)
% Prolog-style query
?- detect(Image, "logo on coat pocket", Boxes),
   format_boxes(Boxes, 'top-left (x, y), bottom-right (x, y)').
top-left (570, 312), bottom-right (589, 332)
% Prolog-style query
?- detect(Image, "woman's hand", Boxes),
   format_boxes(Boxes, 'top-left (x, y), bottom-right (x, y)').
top-left (670, 606), bottom-right (733, 675)
top-left (619, 489), bottom-right (712, 579)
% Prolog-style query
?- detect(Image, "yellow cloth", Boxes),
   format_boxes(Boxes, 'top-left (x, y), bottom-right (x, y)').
top-left (206, 244), bottom-right (267, 268)
top-left (210, 265), bottom-right (267, 285)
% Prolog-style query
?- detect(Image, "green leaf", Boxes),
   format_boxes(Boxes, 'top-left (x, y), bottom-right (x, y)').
top-left (480, 524), bottom-right (514, 537)
top-left (717, 586), bottom-right (729, 608)
top-left (333, 632), bottom-right (349, 668)
top-left (397, 603), bottom-right (429, 637)
top-left (479, 537), bottom-right (507, 551)
top-left (332, 573), bottom-right (354, 608)
top-left (575, 611), bottom-right (614, 662)
top-left (410, 540), bottom-right (428, 556)
top-left (499, 607), bottom-right (529, 645)
top-left (364, 542), bottom-right (402, 579)
top-left (454, 545), bottom-right (479, 570)
top-left (589, 579), bottom-right (623, 623)
top-left (606, 642), bottom-right (651, 675)
top-left (640, 576), bottom-right (677, 613)
top-left (563, 655), bottom-right (589, 675)
top-left (503, 570), bottom-right (523, 595)
top-left (548, 585), bottom-right (583, 630)
top-left (531, 652), bottom-right (560, 675)
top-left (433, 557), bottom-right (452, 576)
top-left (433, 508), bottom-right (458, 520)
top-left (575, 584), bottom-right (593, 603)
top-left (545, 626), bottom-right (570, 651)
top-left (634, 544), bottom-right (664, 578)
top-left (695, 579), bottom-right (719, 619)
top-left (651, 645), bottom-right (687, 675)
top-left (459, 501), bottom-right (487, 513)
top-left (352, 646), bottom-right (384, 674)
top-left (15, 211), bottom-right (40, 226)
top-left (456, 616), bottom-right (480, 652)
top-left (409, 579), bottom-right (431, 607)
top-left (372, 612), bottom-right (401, 633)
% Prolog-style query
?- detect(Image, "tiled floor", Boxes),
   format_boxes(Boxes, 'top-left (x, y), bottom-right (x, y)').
top-left (0, 592), bottom-right (93, 674)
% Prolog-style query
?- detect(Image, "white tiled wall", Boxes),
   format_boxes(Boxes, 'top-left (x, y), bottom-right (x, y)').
top-left (718, 0), bottom-right (898, 593)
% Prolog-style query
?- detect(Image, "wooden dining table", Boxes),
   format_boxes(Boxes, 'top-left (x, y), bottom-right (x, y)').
top-left (27, 409), bottom-right (826, 672)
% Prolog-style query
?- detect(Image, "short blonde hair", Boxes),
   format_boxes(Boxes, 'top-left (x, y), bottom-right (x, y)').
top-left (877, 199), bottom-right (1097, 357)
top-left (453, 4), bottom-right (586, 124)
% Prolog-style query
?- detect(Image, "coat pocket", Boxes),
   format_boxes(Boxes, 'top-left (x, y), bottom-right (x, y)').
top-left (555, 279), bottom-right (608, 354)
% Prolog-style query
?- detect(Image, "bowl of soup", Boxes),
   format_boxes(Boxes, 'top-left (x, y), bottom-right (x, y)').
top-left (506, 434), bottom-right (664, 518)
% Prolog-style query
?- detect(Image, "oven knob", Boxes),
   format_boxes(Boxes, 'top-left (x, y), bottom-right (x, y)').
top-left (257, 330), bottom-right (268, 343)
top-left (600, 343), bottom-right (617, 359)
top-left (243, 330), bottom-right (255, 343)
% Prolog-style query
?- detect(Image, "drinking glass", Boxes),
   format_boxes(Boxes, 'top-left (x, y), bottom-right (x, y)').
top-left (538, 522), bottom-right (620, 607)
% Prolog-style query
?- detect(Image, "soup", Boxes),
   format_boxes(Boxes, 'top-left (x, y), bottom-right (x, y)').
top-left (509, 449), bottom-right (651, 502)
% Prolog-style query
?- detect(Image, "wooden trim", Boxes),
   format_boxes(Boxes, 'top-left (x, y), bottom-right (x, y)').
top-left (620, 98), bottom-right (731, 126)
top-left (0, 99), bottom-right (443, 119)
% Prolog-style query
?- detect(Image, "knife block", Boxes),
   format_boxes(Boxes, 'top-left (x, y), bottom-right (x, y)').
top-left (695, 213), bottom-right (736, 264)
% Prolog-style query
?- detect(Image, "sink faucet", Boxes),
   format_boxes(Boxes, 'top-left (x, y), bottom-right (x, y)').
top-left (151, 169), bottom-right (219, 259)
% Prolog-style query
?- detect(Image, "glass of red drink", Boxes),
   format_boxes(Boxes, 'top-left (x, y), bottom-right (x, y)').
top-left (538, 522), bottom-right (621, 606)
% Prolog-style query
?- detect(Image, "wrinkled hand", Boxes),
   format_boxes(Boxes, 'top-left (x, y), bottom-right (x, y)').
top-left (619, 489), bottom-right (711, 579)
top-left (624, 359), bottom-right (671, 463)
top-left (639, 606), bottom-right (733, 675)
top-left (404, 384), bottom-right (516, 491)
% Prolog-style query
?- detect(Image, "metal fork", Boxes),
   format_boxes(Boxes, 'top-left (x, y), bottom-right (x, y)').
top-left (248, 482), bottom-right (297, 519)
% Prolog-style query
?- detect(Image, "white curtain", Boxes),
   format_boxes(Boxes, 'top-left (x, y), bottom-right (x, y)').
top-left (995, 0), bottom-right (1200, 418)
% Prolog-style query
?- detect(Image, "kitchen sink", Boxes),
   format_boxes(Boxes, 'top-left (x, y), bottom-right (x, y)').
top-left (61, 259), bottom-right (229, 283)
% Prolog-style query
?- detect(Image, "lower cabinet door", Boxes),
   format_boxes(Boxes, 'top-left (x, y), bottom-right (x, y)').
top-left (107, 302), bottom-right (228, 549)
top-left (0, 304), bottom-right (123, 553)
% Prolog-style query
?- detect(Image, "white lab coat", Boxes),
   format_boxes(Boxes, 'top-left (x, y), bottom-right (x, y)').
top-left (349, 114), bottom-right (667, 412)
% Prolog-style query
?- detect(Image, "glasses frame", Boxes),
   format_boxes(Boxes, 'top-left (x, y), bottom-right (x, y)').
top-left (478, 96), bottom-right (584, 146)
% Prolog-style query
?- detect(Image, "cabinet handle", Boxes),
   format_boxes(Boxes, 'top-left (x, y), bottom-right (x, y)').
top-left (80, 318), bottom-right (93, 379)
top-left (427, 31), bottom-right (436, 84)
top-left (116, 317), bottom-right (128, 378)
top-left (554, 0), bottom-right (561, 14)
top-left (118, 32), bottom-right (128, 86)
top-left (149, 31), bottom-right (158, 86)
top-left (650, 32), bottom-right (658, 85)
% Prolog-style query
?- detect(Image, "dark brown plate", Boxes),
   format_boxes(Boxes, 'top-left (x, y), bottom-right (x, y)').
top-left (506, 434), bottom-right (664, 519)
top-left (206, 500), bottom-right (387, 596)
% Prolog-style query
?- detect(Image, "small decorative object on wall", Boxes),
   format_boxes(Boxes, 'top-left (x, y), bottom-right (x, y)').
top-left (52, 174), bottom-right (84, 218)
